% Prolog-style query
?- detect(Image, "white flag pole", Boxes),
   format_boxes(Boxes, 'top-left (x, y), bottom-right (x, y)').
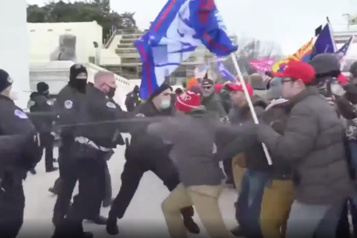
top-left (230, 53), bottom-right (273, 165)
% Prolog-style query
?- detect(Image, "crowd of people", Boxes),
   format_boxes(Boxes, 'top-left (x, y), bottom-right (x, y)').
top-left (1, 53), bottom-right (357, 238)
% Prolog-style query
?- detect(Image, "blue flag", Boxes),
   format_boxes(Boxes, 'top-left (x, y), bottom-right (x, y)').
top-left (216, 60), bottom-right (236, 82)
top-left (335, 36), bottom-right (353, 57)
top-left (310, 23), bottom-right (336, 59)
top-left (134, 0), bottom-right (238, 100)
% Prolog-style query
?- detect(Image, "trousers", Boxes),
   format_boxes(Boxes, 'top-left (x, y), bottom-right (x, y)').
top-left (162, 183), bottom-right (232, 238)
top-left (40, 132), bottom-right (55, 172)
top-left (109, 147), bottom-right (194, 220)
top-left (0, 173), bottom-right (25, 238)
top-left (53, 144), bottom-right (106, 225)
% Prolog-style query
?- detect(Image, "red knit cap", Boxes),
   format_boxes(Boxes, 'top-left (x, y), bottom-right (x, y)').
top-left (175, 91), bottom-right (201, 113)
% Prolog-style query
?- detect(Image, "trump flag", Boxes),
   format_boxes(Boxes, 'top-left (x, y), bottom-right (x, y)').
top-left (135, 0), bottom-right (238, 100)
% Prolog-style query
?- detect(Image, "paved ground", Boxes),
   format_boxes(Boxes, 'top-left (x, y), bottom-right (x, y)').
top-left (19, 144), bottom-right (238, 237)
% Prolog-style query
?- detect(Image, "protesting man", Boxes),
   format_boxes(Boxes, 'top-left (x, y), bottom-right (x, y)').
top-left (257, 60), bottom-right (352, 238)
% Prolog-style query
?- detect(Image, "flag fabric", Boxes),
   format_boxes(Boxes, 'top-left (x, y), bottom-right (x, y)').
top-left (272, 58), bottom-right (288, 72)
top-left (194, 65), bottom-right (208, 79)
top-left (315, 25), bottom-right (323, 36)
top-left (290, 38), bottom-right (315, 62)
top-left (310, 23), bottom-right (336, 59)
top-left (216, 60), bottom-right (236, 81)
top-left (271, 38), bottom-right (315, 72)
top-left (335, 36), bottom-right (354, 59)
top-left (335, 36), bottom-right (354, 68)
top-left (249, 58), bottom-right (275, 73)
top-left (134, 0), bottom-right (238, 100)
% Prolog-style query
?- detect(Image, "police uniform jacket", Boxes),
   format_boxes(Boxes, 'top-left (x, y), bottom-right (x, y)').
top-left (0, 95), bottom-right (41, 180)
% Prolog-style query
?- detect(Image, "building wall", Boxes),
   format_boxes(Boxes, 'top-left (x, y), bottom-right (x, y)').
top-left (28, 21), bottom-right (103, 63)
top-left (1, 0), bottom-right (30, 109)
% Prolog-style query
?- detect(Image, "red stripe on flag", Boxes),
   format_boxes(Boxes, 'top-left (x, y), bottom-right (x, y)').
top-left (138, 45), bottom-right (152, 94)
top-left (203, 33), bottom-right (227, 52)
top-left (154, 0), bottom-right (177, 32)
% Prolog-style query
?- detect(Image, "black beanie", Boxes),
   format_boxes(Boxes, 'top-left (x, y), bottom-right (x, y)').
top-left (309, 54), bottom-right (341, 78)
top-left (37, 82), bottom-right (49, 93)
top-left (148, 83), bottom-right (172, 101)
top-left (70, 64), bottom-right (88, 81)
top-left (0, 69), bottom-right (13, 92)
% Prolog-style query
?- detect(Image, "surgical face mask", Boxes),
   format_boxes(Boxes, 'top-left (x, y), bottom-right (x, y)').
top-left (107, 87), bottom-right (116, 98)
top-left (160, 99), bottom-right (171, 109)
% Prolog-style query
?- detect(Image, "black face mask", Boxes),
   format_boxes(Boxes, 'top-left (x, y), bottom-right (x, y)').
top-left (107, 87), bottom-right (116, 98)
top-left (69, 79), bottom-right (87, 93)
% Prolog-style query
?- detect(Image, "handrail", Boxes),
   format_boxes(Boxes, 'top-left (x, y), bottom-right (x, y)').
top-left (104, 29), bottom-right (117, 49)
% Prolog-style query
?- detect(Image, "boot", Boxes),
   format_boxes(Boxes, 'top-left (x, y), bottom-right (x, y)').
top-left (49, 178), bottom-right (62, 195)
top-left (231, 226), bottom-right (245, 237)
top-left (46, 167), bottom-right (59, 173)
top-left (180, 206), bottom-right (200, 234)
top-left (106, 215), bottom-right (119, 235)
top-left (85, 215), bottom-right (107, 225)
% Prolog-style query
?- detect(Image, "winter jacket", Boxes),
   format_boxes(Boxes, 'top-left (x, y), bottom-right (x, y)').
top-left (126, 101), bottom-right (175, 159)
top-left (28, 92), bottom-right (54, 133)
top-left (215, 99), bottom-right (292, 179)
top-left (258, 86), bottom-right (352, 204)
top-left (218, 91), bottom-right (232, 114)
top-left (225, 96), bottom-right (269, 171)
top-left (260, 99), bottom-right (292, 179)
top-left (147, 108), bottom-right (224, 186)
top-left (201, 92), bottom-right (227, 120)
top-left (125, 91), bottom-right (141, 112)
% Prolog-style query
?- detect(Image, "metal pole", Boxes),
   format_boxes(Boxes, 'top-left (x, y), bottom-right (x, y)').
top-left (342, 14), bottom-right (351, 31)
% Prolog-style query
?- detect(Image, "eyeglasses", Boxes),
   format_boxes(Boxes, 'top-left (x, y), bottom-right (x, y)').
top-left (281, 78), bottom-right (293, 84)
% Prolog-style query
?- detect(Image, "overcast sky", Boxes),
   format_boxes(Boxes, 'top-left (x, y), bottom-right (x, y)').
top-left (27, 0), bottom-right (357, 54)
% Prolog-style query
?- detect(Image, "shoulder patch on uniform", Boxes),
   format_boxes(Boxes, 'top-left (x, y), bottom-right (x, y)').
top-left (106, 102), bottom-right (116, 109)
top-left (64, 100), bottom-right (73, 109)
top-left (14, 109), bottom-right (28, 119)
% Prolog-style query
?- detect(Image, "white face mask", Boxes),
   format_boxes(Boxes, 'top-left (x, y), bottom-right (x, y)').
top-left (160, 99), bottom-right (171, 109)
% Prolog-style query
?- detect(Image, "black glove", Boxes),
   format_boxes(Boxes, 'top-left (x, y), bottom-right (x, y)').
top-left (21, 133), bottom-right (43, 170)
top-left (335, 95), bottom-right (357, 120)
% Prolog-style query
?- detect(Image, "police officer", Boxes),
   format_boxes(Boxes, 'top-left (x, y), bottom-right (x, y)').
top-left (80, 71), bottom-right (127, 225)
top-left (0, 69), bottom-right (42, 238)
top-left (28, 82), bottom-right (57, 173)
top-left (52, 64), bottom-right (89, 230)
top-left (106, 83), bottom-right (199, 236)
top-left (125, 85), bottom-right (141, 112)
top-left (53, 67), bottom-right (127, 238)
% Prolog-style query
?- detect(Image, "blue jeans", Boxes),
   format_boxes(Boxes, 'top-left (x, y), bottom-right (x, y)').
top-left (349, 141), bottom-right (357, 176)
top-left (235, 169), bottom-right (269, 238)
top-left (286, 200), bottom-right (341, 238)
